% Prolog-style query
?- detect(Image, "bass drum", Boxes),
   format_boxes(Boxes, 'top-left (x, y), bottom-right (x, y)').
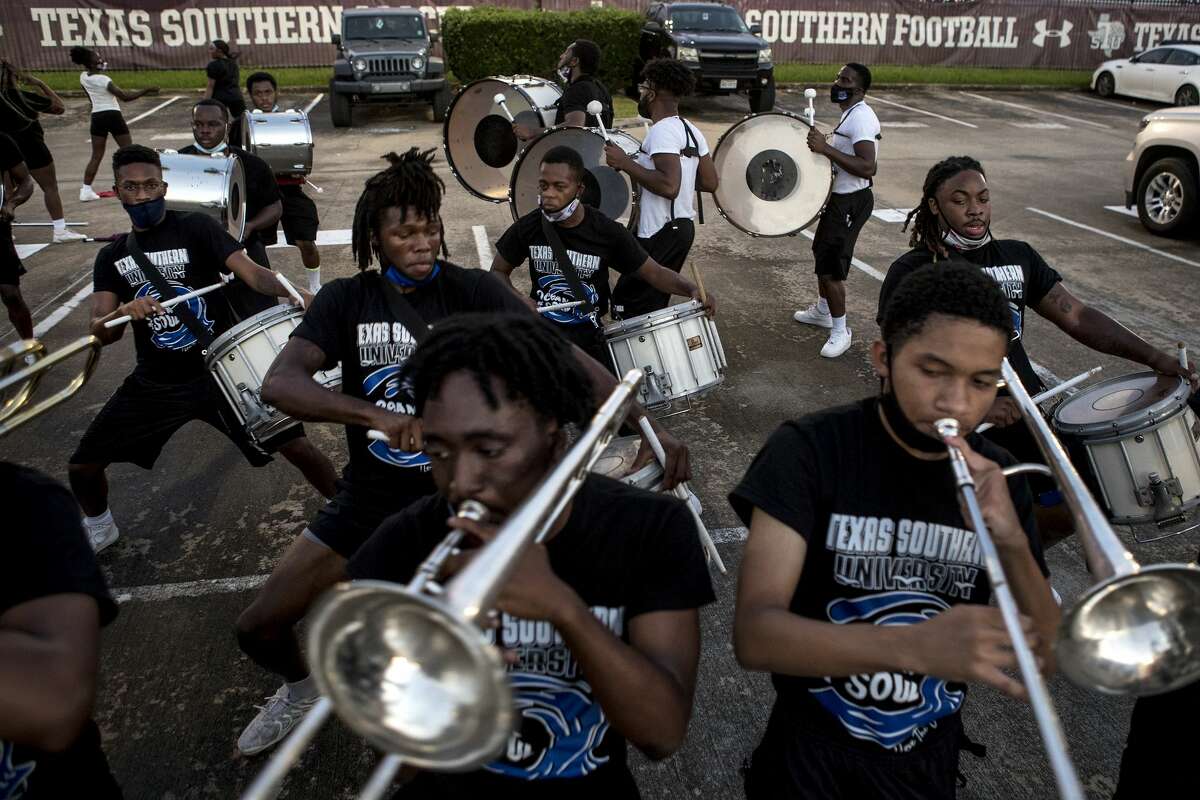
top-left (443, 75), bottom-right (563, 202)
top-left (509, 127), bottom-right (641, 224)
top-left (160, 151), bottom-right (247, 240)
top-left (242, 109), bottom-right (314, 176)
top-left (712, 111), bottom-right (833, 237)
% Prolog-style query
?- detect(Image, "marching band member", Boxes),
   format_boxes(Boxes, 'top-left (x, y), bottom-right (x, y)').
top-left (347, 312), bottom-right (714, 797)
top-left (1, 132), bottom-right (35, 340)
top-left (733, 262), bottom-right (1058, 799)
top-left (203, 41), bottom-right (246, 145)
top-left (513, 39), bottom-right (612, 141)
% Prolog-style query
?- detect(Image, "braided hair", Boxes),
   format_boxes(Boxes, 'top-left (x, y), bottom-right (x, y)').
top-left (352, 148), bottom-right (447, 270)
top-left (402, 313), bottom-right (596, 428)
top-left (902, 156), bottom-right (986, 258)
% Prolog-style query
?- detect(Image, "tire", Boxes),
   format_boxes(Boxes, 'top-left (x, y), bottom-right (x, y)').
top-left (431, 85), bottom-right (452, 123)
top-left (1095, 71), bottom-right (1116, 98)
top-left (1136, 157), bottom-right (1198, 237)
top-left (1175, 84), bottom-right (1199, 107)
top-left (330, 88), bottom-right (352, 128)
top-left (749, 75), bottom-right (776, 113)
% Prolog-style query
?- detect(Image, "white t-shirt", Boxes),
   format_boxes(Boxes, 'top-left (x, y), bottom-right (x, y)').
top-left (80, 72), bottom-right (120, 113)
top-left (635, 116), bottom-right (709, 238)
top-left (830, 101), bottom-right (880, 195)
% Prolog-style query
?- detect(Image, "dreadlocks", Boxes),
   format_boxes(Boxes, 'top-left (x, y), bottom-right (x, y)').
top-left (402, 313), bottom-right (595, 427)
top-left (902, 156), bottom-right (986, 257)
top-left (351, 148), bottom-right (447, 271)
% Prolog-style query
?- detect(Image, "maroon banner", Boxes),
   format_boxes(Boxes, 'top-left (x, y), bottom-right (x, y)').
top-left (0, 1), bottom-right (1198, 72)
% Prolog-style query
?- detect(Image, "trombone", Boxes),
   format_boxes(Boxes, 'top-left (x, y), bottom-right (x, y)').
top-left (242, 369), bottom-right (646, 800)
top-left (1, 335), bottom-right (101, 436)
top-left (934, 357), bottom-right (1200, 800)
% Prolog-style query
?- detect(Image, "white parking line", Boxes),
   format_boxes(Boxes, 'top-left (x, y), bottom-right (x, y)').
top-left (960, 92), bottom-right (1111, 130)
top-left (31, 284), bottom-right (92, 338)
top-left (1055, 92), bottom-right (1149, 114)
top-left (799, 230), bottom-right (886, 280)
top-left (881, 121), bottom-right (928, 129)
top-left (1104, 205), bottom-right (1139, 219)
top-left (473, 225), bottom-right (492, 270)
top-left (871, 95), bottom-right (978, 129)
top-left (1026, 207), bottom-right (1200, 269)
top-left (149, 133), bottom-right (194, 141)
top-left (871, 208), bottom-right (910, 223)
top-left (267, 228), bottom-right (353, 248)
top-left (1009, 122), bottom-right (1069, 130)
top-left (126, 95), bottom-right (183, 125)
top-left (15, 243), bottom-right (49, 259)
top-left (113, 574), bottom-right (270, 604)
top-left (303, 93), bottom-right (324, 114)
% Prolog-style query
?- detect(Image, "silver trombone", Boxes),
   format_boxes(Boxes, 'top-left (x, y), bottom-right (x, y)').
top-left (242, 369), bottom-right (646, 800)
top-left (934, 357), bottom-right (1200, 800)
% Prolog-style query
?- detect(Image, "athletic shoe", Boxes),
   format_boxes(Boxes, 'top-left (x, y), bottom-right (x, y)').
top-left (793, 304), bottom-right (833, 328)
top-left (238, 684), bottom-right (320, 756)
top-left (52, 228), bottom-right (87, 243)
top-left (820, 328), bottom-right (853, 358)
top-left (79, 186), bottom-right (102, 202)
top-left (96, 190), bottom-right (117, 199)
top-left (305, 268), bottom-right (322, 294)
top-left (84, 517), bottom-right (120, 552)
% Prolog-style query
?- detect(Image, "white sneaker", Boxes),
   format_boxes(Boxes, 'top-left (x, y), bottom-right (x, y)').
top-left (52, 228), bottom-right (87, 243)
top-left (84, 517), bottom-right (120, 552)
top-left (820, 328), bottom-right (853, 358)
top-left (238, 684), bottom-right (320, 756)
top-left (793, 304), bottom-right (833, 328)
top-left (305, 268), bottom-right (322, 294)
top-left (79, 186), bottom-right (102, 202)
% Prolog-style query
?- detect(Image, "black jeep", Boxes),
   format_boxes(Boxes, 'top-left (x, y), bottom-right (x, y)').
top-left (629, 1), bottom-right (775, 113)
top-left (329, 7), bottom-right (452, 128)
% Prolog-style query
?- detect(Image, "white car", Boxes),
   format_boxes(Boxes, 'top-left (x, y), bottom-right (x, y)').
top-left (1092, 43), bottom-right (1200, 107)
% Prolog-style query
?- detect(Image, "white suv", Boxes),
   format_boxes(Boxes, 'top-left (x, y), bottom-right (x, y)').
top-left (1124, 107), bottom-right (1200, 236)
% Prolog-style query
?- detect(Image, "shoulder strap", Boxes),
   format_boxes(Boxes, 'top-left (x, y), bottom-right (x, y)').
top-left (124, 231), bottom-right (217, 355)
top-left (539, 214), bottom-right (595, 315)
top-left (378, 272), bottom-right (432, 344)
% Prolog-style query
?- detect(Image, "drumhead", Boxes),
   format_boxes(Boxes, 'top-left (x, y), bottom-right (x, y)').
top-left (206, 304), bottom-right (300, 366)
top-left (604, 299), bottom-right (706, 338)
top-left (1053, 372), bottom-right (1190, 436)
top-left (712, 111), bottom-right (833, 237)
top-left (508, 126), bottom-right (639, 224)
top-left (592, 435), bottom-right (663, 490)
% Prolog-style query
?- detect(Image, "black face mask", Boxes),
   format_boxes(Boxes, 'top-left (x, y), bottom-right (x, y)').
top-left (830, 84), bottom-right (853, 104)
top-left (637, 89), bottom-right (654, 120)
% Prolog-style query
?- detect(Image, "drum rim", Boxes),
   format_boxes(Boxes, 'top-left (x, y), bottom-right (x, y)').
top-left (205, 303), bottom-right (301, 365)
top-left (443, 76), bottom-right (562, 204)
top-left (712, 109), bottom-right (834, 238)
top-left (1051, 372), bottom-right (1189, 436)
top-left (506, 124), bottom-right (640, 223)
top-left (603, 299), bottom-right (708, 336)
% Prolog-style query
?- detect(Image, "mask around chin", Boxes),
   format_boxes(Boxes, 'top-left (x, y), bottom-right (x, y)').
top-left (941, 221), bottom-right (993, 251)
top-left (557, 64), bottom-right (573, 83)
top-left (637, 96), bottom-right (652, 119)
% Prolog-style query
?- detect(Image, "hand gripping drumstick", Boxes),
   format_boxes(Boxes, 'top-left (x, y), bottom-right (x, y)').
top-left (976, 366), bottom-right (1102, 433)
top-left (103, 277), bottom-right (231, 329)
top-left (275, 271), bottom-right (306, 308)
top-left (538, 300), bottom-right (585, 314)
top-left (587, 100), bottom-right (611, 142)
top-left (636, 416), bottom-right (728, 574)
top-left (493, 93), bottom-right (516, 122)
top-left (803, 87), bottom-right (817, 126)
top-left (688, 260), bottom-right (708, 306)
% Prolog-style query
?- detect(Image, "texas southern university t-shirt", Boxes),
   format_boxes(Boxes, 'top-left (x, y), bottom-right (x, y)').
top-left (347, 475), bottom-right (715, 797)
top-left (729, 397), bottom-right (1047, 754)
top-left (92, 210), bottom-right (243, 383)
top-left (290, 262), bottom-right (531, 503)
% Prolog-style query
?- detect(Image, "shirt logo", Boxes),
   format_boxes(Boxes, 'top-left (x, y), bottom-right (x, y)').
top-left (361, 365), bottom-right (430, 470)
top-left (133, 282), bottom-right (214, 352)
top-left (0, 740), bottom-right (35, 800)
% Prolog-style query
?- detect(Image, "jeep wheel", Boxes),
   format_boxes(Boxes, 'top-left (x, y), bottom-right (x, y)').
top-left (431, 86), bottom-right (453, 123)
top-left (749, 75), bottom-right (776, 113)
top-left (330, 89), bottom-right (352, 128)
top-left (1095, 72), bottom-right (1116, 99)
top-left (1175, 84), bottom-right (1199, 107)
top-left (1136, 157), bottom-right (1198, 237)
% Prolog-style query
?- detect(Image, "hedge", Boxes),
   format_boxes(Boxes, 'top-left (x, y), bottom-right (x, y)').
top-left (443, 7), bottom-right (643, 92)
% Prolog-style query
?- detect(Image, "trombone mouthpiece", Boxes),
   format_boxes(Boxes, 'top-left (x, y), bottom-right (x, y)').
top-left (586, 100), bottom-right (603, 115)
top-left (457, 499), bottom-right (489, 522)
top-left (934, 418), bottom-right (961, 439)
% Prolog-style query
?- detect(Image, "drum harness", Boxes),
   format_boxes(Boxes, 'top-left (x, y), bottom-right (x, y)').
top-left (540, 214), bottom-right (596, 317)
top-left (646, 116), bottom-right (706, 226)
top-left (125, 231), bottom-right (220, 357)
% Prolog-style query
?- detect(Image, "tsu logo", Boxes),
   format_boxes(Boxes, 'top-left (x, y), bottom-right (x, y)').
top-left (1089, 14), bottom-right (1127, 57)
top-left (1032, 19), bottom-right (1074, 49)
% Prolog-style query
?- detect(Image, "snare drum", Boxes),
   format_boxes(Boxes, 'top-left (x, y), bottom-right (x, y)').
top-left (604, 300), bottom-right (726, 410)
top-left (206, 305), bottom-right (341, 451)
top-left (242, 110), bottom-right (314, 176)
top-left (592, 435), bottom-right (664, 491)
top-left (1052, 372), bottom-right (1200, 524)
top-left (160, 151), bottom-right (247, 240)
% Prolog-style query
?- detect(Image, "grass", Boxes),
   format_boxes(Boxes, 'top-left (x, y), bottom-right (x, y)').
top-left (36, 67), bottom-right (330, 93)
top-left (774, 63), bottom-right (1093, 88)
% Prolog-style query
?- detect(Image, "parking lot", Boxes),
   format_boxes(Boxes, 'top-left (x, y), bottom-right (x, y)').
top-left (4, 83), bottom-right (1198, 799)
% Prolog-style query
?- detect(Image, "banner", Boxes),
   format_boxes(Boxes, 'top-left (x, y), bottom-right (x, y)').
top-left (0, 1), bottom-right (1198, 72)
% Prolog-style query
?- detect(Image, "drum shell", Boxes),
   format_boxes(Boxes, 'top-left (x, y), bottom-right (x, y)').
top-left (242, 110), bottom-right (314, 176)
top-left (508, 126), bottom-right (641, 225)
top-left (604, 300), bottom-right (726, 409)
top-left (161, 152), bottom-right (247, 240)
top-left (206, 305), bottom-right (341, 451)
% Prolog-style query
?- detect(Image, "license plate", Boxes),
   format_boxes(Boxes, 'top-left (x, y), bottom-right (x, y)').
top-left (373, 81), bottom-right (411, 93)
top-left (719, 79), bottom-right (737, 89)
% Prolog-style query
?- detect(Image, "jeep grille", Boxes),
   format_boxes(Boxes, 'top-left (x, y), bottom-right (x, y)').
top-left (367, 55), bottom-right (416, 76)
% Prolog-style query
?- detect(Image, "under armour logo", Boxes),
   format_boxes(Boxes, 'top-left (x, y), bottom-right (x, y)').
top-left (1033, 19), bottom-right (1073, 48)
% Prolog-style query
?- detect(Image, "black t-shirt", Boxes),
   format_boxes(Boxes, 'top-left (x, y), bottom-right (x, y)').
top-left (290, 263), bottom-right (531, 501)
top-left (179, 145), bottom-right (280, 246)
top-left (347, 475), bottom-right (715, 796)
top-left (554, 76), bottom-right (614, 128)
top-left (0, 131), bottom-right (24, 174)
top-left (729, 397), bottom-right (1047, 755)
top-left (0, 89), bottom-right (51, 135)
top-left (496, 207), bottom-right (645, 327)
top-left (92, 210), bottom-right (243, 383)
top-left (205, 59), bottom-right (244, 112)
top-left (1, 462), bottom-right (120, 799)
top-left (878, 242), bottom-right (1063, 394)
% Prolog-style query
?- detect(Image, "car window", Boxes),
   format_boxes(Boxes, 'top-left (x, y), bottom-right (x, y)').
top-left (666, 7), bottom-right (748, 33)
top-left (1165, 49), bottom-right (1199, 66)
top-left (344, 15), bottom-right (425, 40)
top-left (1135, 48), bottom-right (1171, 65)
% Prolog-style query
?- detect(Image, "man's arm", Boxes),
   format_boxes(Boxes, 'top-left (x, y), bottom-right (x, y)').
top-left (204, 78), bottom-right (216, 99)
top-left (0, 594), bottom-right (100, 752)
top-left (107, 82), bottom-right (156, 102)
top-left (224, 250), bottom-right (303, 302)
top-left (696, 153), bottom-right (718, 193)
top-left (606, 147), bottom-right (682, 199)
top-left (633, 257), bottom-right (715, 315)
top-left (20, 74), bottom-right (65, 115)
top-left (562, 109), bottom-right (587, 126)
top-left (88, 290), bottom-right (158, 345)
top-left (243, 199), bottom-right (283, 243)
top-left (487, 252), bottom-right (533, 304)
top-left (808, 131), bottom-right (876, 179)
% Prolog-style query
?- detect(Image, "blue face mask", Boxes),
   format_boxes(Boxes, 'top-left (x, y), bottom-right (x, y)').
top-left (384, 262), bottom-right (441, 288)
top-left (123, 197), bottom-right (166, 229)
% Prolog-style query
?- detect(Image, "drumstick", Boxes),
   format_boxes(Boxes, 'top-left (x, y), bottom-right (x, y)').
top-left (1178, 341), bottom-right (1189, 370)
top-left (587, 100), bottom-right (610, 141)
top-left (804, 87), bottom-right (817, 126)
top-left (275, 272), bottom-right (305, 308)
top-left (688, 260), bottom-right (708, 306)
top-left (636, 417), bottom-right (727, 574)
top-left (366, 429), bottom-right (391, 443)
top-left (493, 93), bottom-right (515, 122)
top-left (976, 366), bottom-right (1102, 433)
top-left (303, 178), bottom-right (325, 194)
top-left (538, 300), bottom-right (585, 314)
top-left (103, 281), bottom-right (227, 328)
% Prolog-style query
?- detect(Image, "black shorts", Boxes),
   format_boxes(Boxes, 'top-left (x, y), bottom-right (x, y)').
top-left (555, 322), bottom-right (615, 375)
top-left (279, 185), bottom-right (319, 244)
top-left (611, 218), bottom-right (696, 320)
top-left (227, 239), bottom-right (279, 321)
top-left (744, 710), bottom-right (962, 800)
top-left (69, 372), bottom-right (300, 469)
top-left (812, 188), bottom-right (873, 280)
top-left (0, 220), bottom-right (26, 286)
top-left (90, 110), bottom-right (129, 138)
top-left (10, 122), bottom-right (52, 170)
top-left (305, 482), bottom-right (422, 559)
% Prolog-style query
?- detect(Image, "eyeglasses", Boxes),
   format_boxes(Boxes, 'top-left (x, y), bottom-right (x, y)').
top-left (118, 180), bottom-right (164, 194)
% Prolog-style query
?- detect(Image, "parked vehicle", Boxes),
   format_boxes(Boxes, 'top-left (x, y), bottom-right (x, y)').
top-left (1092, 42), bottom-right (1200, 107)
top-left (1123, 106), bottom-right (1200, 236)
